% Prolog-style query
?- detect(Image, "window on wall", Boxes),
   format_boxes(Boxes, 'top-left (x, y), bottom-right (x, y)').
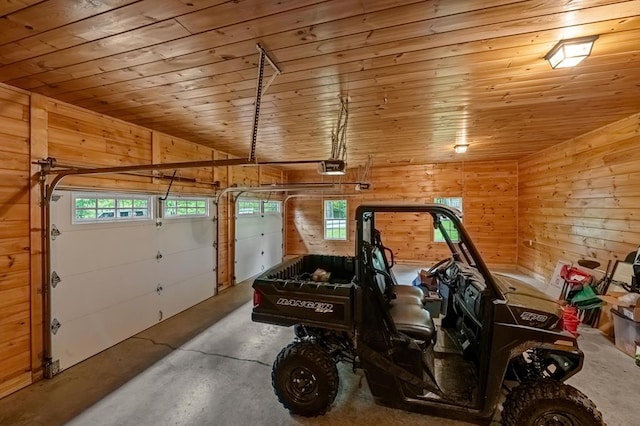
top-left (434, 197), bottom-right (462, 242)
top-left (324, 200), bottom-right (347, 240)
top-left (73, 193), bottom-right (152, 223)
top-left (164, 197), bottom-right (208, 218)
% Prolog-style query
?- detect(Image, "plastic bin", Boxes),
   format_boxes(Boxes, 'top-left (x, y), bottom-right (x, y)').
top-left (612, 308), bottom-right (640, 357)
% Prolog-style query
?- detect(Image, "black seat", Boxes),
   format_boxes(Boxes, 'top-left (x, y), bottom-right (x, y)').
top-left (389, 303), bottom-right (435, 343)
top-left (363, 241), bottom-right (436, 346)
top-left (394, 284), bottom-right (426, 304)
top-left (371, 246), bottom-right (427, 304)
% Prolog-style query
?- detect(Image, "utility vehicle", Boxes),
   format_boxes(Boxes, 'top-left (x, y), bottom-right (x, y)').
top-left (251, 203), bottom-right (603, 425)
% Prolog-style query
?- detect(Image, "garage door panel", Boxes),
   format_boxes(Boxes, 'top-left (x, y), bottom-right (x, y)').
top-left (51, 258), bottom-right (159, 323)
top-left (159, 271), bottom-right (215, 319)
top-left (261, 213), bottom-right (283, 272)
top-left (262, 232), bottom-right (283, 270)
top-left (261, 214), bottom-right (281, 234)
top-left (51, 226), bottom-right (158, 277)
top-left (157, 218), bottom-right (214, 254)
top-left (235, 236), bottom-right (263, 282)
top-left (50, 190), bottom-right (216, 373)
top-left (51, 290), bottom-right (159, 372)
top-left (235, 216), bottom-right (262, 239)
top-left (235, 200), bottom-right (282, 284)
top-left (156, 247), bottom-right (215, 287)
top-left (49, 193), bottom-right (73, 230)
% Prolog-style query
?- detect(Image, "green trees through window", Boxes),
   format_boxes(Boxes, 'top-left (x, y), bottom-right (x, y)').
top-left (324, 200), bottom-right (347, 240)
top-left (434, 197), bottom-right (462, 242)
top-left (164, 198), bottom-right (207, 217)
top-left (74, 195), bottom-right (150, 222)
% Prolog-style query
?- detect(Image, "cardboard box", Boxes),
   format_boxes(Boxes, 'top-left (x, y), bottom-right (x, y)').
top-left (597, 304), bottom-right (614, 337)
top-left (411, 269), bottom-right (436, 290)
top-left (598, 292), bottom-right (640, 321)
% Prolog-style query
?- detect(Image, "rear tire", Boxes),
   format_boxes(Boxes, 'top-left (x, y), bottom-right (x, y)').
top-left (502, 380), bottom-right (605, 426)
top-left (272, 341), bottom-right (339, 417)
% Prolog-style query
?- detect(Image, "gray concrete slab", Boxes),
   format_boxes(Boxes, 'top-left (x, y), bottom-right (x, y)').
top-left (1, 278), bottom-right (639, 426)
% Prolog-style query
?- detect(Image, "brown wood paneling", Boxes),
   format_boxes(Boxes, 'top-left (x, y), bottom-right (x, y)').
top-left (46, 100), bottom-right (153, 190)
top-left (0, 81), bottom-right (288, 399)
top-left (156, 131), bottom-right (216, 193)
top-left (0, 0), bottom-right (228, 65)
top-left (517, 112), bottom-right (640, 282)
top-left (0, 84), bottom-right (31, 397)
top-left (0, 0), bottom-right (46, 18)
top-left (1, 1), bottom-right (639, 169)
top-left (29, 92), bottom-right (47, 381)
top-left (286, 161), bottom-right (518, 268)
top-left (0, 0), bottom-right (137, 45)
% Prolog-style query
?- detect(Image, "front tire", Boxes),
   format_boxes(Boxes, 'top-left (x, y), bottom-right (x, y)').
top-left (272, 341), bottom-right (339, 417)
top-left (502, 380), bottom-right (604, 426)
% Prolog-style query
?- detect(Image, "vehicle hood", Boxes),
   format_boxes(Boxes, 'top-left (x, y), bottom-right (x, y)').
top-left (493, 273), bottom-right (563, 329)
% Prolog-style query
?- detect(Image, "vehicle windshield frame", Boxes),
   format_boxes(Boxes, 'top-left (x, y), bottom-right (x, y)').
top-left (355, 203), bottom-right (501, 299)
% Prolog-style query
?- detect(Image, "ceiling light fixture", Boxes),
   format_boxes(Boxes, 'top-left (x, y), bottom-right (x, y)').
top-left (454, 144), bottom-right (468, 154)
top-left (544, 35), bottom-right (599, 69)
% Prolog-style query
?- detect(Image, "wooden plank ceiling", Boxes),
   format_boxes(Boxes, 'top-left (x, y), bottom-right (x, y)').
top-left (1, 0), bottom-right (639, 168)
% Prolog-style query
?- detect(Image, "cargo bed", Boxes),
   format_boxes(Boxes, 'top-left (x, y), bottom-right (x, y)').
top-left (251, 255), bottom-right (357, 330)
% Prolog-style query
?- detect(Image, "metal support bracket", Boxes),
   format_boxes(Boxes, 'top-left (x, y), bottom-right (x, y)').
top-left (51, 271), bottom-right (61, 288)
top-left (44, 359), bottom-right (60, 378)
top-left (51, 318), bottom-right (61, 335)
top-left (51, 225), bottom-right (61, 240)
top-left (249, 43), bottom-right (281, 163)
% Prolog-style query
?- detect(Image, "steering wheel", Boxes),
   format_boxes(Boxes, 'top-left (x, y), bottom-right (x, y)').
top-left (425, 257), bottom-right (454, 279)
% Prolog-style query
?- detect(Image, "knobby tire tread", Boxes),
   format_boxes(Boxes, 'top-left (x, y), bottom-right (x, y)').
top-left (272, 341), bottom-right (339, 417)
top-left (502, 380), bottom-right (605, 426)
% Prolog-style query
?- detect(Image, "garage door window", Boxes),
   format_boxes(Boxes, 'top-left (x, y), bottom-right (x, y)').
top-left (238, 200), bottom-right (261, 215)
top-left (263, 201), bottom-right (281, 213)
top-left (164, 198), bottom-right (209, 218)
top-left (434, 197), bottom-right (462, 242)
top-left (324, 200), bottom-right (347, 240)
top-left (73, 193), bottom-right (152, 223)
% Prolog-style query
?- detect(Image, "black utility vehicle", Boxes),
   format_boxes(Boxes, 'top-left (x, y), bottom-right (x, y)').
top-left (252, 203), bottom-right (603, 425)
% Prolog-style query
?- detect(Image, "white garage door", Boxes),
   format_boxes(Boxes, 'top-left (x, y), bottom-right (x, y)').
top-left (234, 199), bottom-right (283, 283)
top-left (49, 191), bottom-right (216, 374)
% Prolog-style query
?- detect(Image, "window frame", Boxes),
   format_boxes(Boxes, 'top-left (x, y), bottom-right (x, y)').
top-left (262, 200), bottom-right (281, 214)
top-left (323, 199), bottom-right (348, 241)
top-left (163, 196), bottom-right (210, 219)
top-left (236, 199), bottom-right (282, 216)
top-left (72, 192), bottom-right (153, 224)
top-left (433, 197), bottom-right (462, 243)
top-left (237, 199), bottom-right (262, 216)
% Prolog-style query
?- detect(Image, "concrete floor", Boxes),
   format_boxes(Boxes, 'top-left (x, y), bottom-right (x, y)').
top-left (1, 269), bottom-right (639, 426)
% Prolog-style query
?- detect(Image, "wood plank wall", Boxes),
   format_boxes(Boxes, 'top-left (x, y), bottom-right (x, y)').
top-left (0, 85), bottom-right (32, 399)
top-left (518, 112), bottom-right (640, 282)
top-left (286, 161), bottom-right (518, 268)
top-left (0, 83), bottom-right (283, 398)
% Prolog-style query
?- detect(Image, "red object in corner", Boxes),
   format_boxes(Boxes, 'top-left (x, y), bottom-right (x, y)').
top-left (562, 306), bottom-right (581, 336)
top-left (560, 264), bottom-right (592, 286)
